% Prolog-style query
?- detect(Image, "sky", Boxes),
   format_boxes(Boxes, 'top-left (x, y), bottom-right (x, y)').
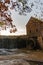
top-left (0, 0), bottom-right (43, 36)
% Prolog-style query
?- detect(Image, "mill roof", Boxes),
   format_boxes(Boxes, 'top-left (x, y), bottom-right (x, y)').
top-left (26, 17), bottom-right (43, 26)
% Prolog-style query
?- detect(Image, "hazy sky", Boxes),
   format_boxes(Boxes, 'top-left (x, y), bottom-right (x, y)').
top-left (1, 0), bottom-right (43, 36)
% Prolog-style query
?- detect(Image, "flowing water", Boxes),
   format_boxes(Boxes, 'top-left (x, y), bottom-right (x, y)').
top-left (0, 49), bottom-right (43, 65)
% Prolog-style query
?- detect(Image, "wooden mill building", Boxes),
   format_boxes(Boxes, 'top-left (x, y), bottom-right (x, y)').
top-left (26, 17), bottom-right (43, 37)
top-left (26, 17), bottom-right (43, 49)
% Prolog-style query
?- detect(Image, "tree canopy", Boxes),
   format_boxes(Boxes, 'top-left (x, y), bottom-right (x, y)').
top-left (0, 0), bottom-right (17, 33)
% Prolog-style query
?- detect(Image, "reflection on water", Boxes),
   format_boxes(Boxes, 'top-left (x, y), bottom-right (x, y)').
top-left (0, 49), bottom-right (43, 65)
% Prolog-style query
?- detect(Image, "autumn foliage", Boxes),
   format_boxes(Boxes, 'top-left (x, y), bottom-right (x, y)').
top-left (0, 0), bottom-right (17, 33)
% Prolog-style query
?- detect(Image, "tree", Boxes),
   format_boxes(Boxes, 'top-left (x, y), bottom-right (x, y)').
top-left (11, 0), bottom-right (32, 15)
top-left (0, 0), bottom-right (17, 33)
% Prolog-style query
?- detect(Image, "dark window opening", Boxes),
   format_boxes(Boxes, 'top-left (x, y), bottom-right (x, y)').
top-left (30, 30), bottom-right (31, 33)
top-left (36, 29), bottom-right (38, 32)
top-left (42, 38), bottom-right (43, 40)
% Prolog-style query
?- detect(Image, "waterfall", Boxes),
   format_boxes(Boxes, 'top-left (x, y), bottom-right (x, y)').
top-left (0, 37), bottom-right (26, 49)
